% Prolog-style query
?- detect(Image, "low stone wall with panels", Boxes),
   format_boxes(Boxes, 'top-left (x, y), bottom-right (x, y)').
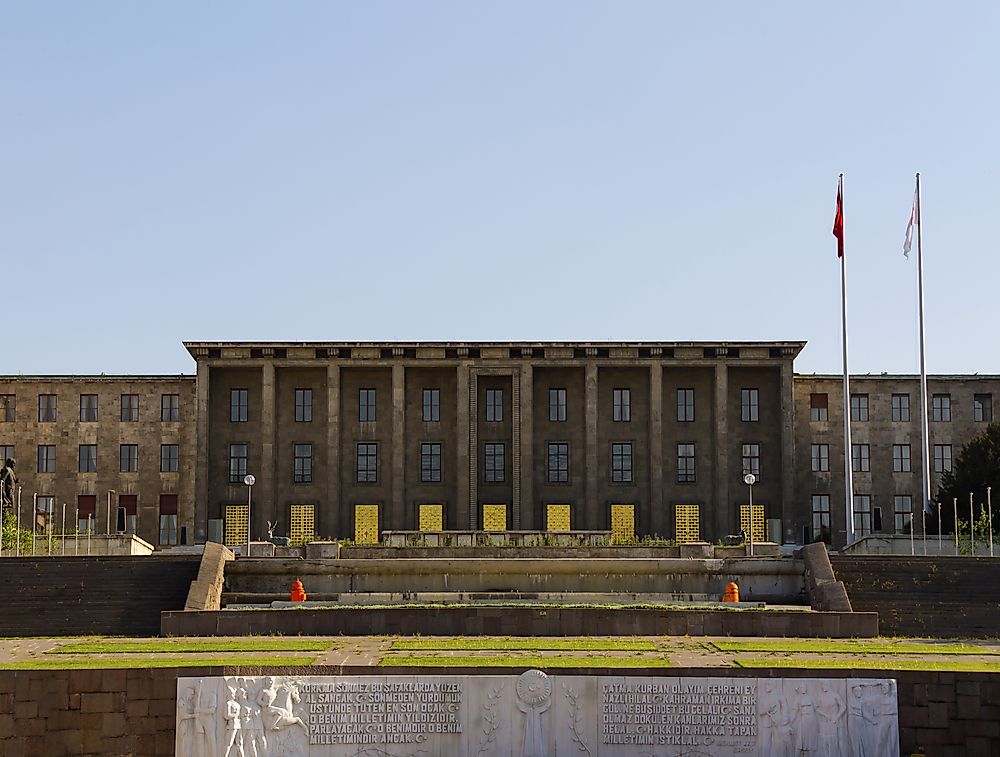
top-left (0, 666), bottom-right (998, 756)
top-left (162, 606), bottom-right (877, 638)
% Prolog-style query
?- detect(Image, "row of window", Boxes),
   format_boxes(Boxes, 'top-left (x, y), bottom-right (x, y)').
top-left (810, 443), bottom-right (953, 474)
top-left (0, 394), bottom-right (180, 423)
top-left (218, 441), bottom-right (763, 486)
top-left (5, 444), bottom-right (181, 473)
top-left (223, 387), bottom-right (763, 424)
top-left (30, 493), bottom-right (180, 546)
top-left (810, 392), bottom-right (993, 423)
top-left (811, 493), bottom-right (920, 537)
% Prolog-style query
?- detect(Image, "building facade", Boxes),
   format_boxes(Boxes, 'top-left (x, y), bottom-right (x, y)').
top-left (0, 342), bottom-right (995, 550)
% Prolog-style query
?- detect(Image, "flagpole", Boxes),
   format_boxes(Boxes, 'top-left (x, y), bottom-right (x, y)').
top-left (838, 174), bottom-right (855, 546)
top-left (915, 173), bottom-right (932, 531)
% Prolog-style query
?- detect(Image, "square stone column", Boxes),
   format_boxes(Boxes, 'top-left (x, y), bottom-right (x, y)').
top-left (713, 362), bottom-right (730, 539)
top-left (194, 362), bottom-right (211, 542)
top-left (518, 364), bottom-right (534, 530)
top-left (780, 360), bottom-right (795, 544)
top-left (391, 363), bottom-right (406, 530)
top-left (259, 361), bottom-right (276, 539)
top-left (456, 364), bottom-right (471, 531)
top-left (649, 363), bottom-right (664, 536)
top-left (326, 363), bottom-right (341, 538)
top-left (585, 362), bottom-right (599, 529)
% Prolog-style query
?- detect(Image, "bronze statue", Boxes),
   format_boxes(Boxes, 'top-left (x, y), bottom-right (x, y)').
top-left (0, 458), bottom-right (15, 509)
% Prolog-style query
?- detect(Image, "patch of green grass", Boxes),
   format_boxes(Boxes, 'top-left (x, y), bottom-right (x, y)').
top-left (0, 656), bottom-right (317, 670)
top-left (712, 640), bottom-right (1000, 656)
top-left (382, 654), bottom-right (671, 668)
top-left (53, 639), bottom-right (332, 655)
top-left (735, 658), bottom-right (1000, 672)
top-left (391, 638), bottom-right (657, 652)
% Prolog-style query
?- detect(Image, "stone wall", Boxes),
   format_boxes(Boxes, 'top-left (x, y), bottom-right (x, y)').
top-left (0, 556), bottom-right (199, 636)
top-left (831, 555), bottom-right (1000, 638)
top-left (0, 666), bottom-right (998, 756)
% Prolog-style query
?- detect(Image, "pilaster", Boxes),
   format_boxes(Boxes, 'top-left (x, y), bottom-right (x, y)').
top-left (585, 362), bottom-right (599, 529)
top-left (649, 363), bottom-right (664, 536)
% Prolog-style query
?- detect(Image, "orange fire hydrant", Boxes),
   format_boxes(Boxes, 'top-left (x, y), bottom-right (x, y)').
top-left (722, 581), bottom-right (740, 603)
top-left (290, 578), bottom-right (307, 602)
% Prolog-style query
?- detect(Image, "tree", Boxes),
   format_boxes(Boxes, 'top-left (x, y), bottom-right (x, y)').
top-left (933, 422), bottom-right (1000, 535)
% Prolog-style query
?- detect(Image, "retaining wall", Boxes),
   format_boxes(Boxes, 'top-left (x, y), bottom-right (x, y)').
top-left (0, 556), bottom-right (200, 636)
top-left (0, 666), bottom-right (996, 756)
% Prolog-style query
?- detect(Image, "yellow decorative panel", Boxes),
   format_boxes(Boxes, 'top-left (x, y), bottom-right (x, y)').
top-left (418, 504), bottom-right (444, 531)
top-left (739, 504), bottom-right (766, 543)
top-left (546, 504), bottom-right (571, 531)
top-left (610, 504), bottom-right (635, 544)
top-left (354, 504), bottom-right (380, 544)
top-left (675, 504), bottom-right (700, 544)
top-left (289, 504), bottom-right (315, 545)
top-left (224, 504), bottom-right (249, 548)
top-left (482, 504), bottom-right (507, 531)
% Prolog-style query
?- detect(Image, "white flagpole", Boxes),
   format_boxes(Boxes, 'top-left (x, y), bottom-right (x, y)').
top-left (915, 173), bottom-right (932, 530)
top-left (838, 174), bottom-right (855, 545)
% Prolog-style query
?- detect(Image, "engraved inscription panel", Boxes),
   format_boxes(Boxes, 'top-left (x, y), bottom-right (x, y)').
top-left (176, 673), bottom-right (898, 756)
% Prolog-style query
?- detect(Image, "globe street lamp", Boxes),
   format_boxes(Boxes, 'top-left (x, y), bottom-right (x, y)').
top-left (743, 473), bottom-right (756, 557)
top-left (243, 474), bottom-right (256, 558)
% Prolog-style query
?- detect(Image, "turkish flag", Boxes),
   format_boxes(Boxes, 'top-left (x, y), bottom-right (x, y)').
top-left (833, 185), bottom-right (844, 257)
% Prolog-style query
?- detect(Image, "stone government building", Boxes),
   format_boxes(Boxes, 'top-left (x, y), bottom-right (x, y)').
top-left (0, 341), bottom-right (995, 549)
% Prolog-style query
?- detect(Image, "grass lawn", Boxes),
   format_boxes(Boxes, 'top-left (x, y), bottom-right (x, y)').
top-left (53, 639), bottom-right (333, 655)
top-left (711, 639), bottom-right (999, 656)
top-left (735, 657), bottom-right (1000, 672)
top-left (0, 656), bottom-right (317, 670)
top-left (391, 638), bottom-right (658, 652)
top-left (381, 654), bottom-right (672, 668)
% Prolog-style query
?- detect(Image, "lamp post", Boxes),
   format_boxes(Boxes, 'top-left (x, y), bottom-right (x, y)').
top-left (243, 474), bottom-right (255, 558)
top-left (743, 473), bottom-right (756, 557)
top-left (107, 490), bottom-right (117, 536)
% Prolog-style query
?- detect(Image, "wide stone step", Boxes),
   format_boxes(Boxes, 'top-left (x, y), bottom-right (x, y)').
top-left (221, 590), bottom-right (760, 607)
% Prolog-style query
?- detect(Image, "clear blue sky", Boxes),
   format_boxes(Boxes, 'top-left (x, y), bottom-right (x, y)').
top-left (3, 3), bottom-right (997, 376)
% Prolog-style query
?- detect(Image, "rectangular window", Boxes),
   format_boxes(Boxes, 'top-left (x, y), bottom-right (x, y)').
top-left (811, 494), bottom-right (831, 539)
top-left (485, 389), bottom-right (503, 422)
top-left (891, 394), bottom-right (910, 422)
top-left (853, 494), bottom-right (872, 536)
top-left (810, 444), bottom-right (829, 472)
top-left (611, 503), bottom-right (636, 543)
top-left (741, 443), bottom-right (760, 480)
top-left (0, 395), bottom-right (14, 422)
top-left (0, 446), bottom-right (13, 464)
top-left (741, 388), bottom-right (759, 422)
top-left (851, 443), bottom-right (870, 473)
top-left (230, 389), bottom-right (248, 422)
top-left (37, 495), bottom-right (55, 522)
top-left (894, 495), bottom-right (912, 533)
top-left (740, 504), bottom-right (766, 543)
top-left (121, 394), bottom-right (139, 422)
top-left (482, 503), bottom-right (507, 531)
top-left (612, 442), bottom-right (633, 484)
top-left (38, 394), bottom-right (56, 422)
top-left (421, 442), bottom-right (442, 483)
top-left (546, 442), bottom-right (569, 483)
top-left (809, 393), bottom-right (828, 422)
top-left (161, 394), bottom-right (179, 422)
top-left (359, 388), bottom-right (376, 422)
top-left (79, 444), bottom-right (97, 473)
top-left (613, 389), bottom-right (631, 422)
top-left (356, 442), bottom-right (378, 483)
top-left (892, 444), bottom-right (911, 473)
top-left (931, 393), bottom-right (951, 422)
top-left (354, 504), bottom-right (380, 544)
top-left (974, 394), bottom-right (993, 422)
top-left (677, 389), bottom-right (695, 422)
top-left (549, 388), bottom-right (567, 422)
top-left (418, 503), bottom-right (444, 531)
top-left (160, 444), bottom-right (179, 473)
top-left (224, 504), bottom-right (249, 548)
top-left (78, 494), bottom-right (97, 532)
top-left (229, 443), bottom-right (248, 483)
top-left (294, 389), bottom-right (313, 422)
top-left (850, 394), bottom-right (869, 421)
top-left (674, 503), bottom-right (700, 543)
top-left (293, 443), bottom-right (312, 483)
top-left (37, 444), bottom-right (55, 473)
top-left (119, 444), bottom-right (138, 473)
top-left (484, 443), bottom-right (505, 483)
top-left (677, 443), bottom-right (696, 483)
top-left (80, 394), bottom-right (98, 422)
top-left (933, 444), bottom-right (952, 473)
top-left (289, 504), bottom-right (315, 544)
top-left (159, 495), bottom-right (179, 546)
top-left (422, 388), bottom-right (440, 422)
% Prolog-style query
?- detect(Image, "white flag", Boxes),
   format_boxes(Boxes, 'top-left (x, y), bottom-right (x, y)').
top-left (903, 189), bottom-right (918, 258)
